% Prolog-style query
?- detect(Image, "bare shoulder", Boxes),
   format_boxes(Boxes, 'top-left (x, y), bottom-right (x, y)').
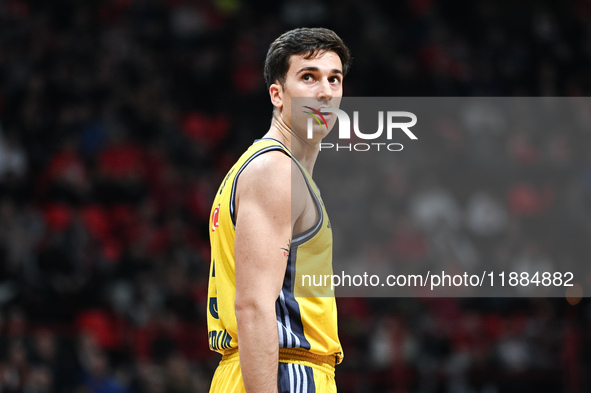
top-left (235, 150), bottom-right (307, 223)
top-left (237, 150), bottom-right (291, 188)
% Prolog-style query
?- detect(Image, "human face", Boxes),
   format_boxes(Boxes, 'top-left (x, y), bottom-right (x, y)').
top-left (270, 50), bottom-right (343, 142)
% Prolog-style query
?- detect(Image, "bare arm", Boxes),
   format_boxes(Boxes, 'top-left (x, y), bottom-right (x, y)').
top-left (234, 152), bottom-right (303, 393)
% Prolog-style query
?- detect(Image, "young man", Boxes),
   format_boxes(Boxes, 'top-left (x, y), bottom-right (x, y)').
top-left (207, 28), bottom-right (351, 393)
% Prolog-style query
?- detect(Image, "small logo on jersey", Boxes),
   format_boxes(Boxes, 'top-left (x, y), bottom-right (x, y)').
top-left (211, 204), bottom-right (220, 232)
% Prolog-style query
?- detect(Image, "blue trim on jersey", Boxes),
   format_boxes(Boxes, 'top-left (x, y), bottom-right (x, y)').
top-left (258, 137), bottom-right (290, 151)
top-left (291, 162), bottom-right (324, 246)
top-left (241, 138), bottom-right (323, 244)
top-left (276, 246), bottom-right (311, 350)
top-left (276, 299), bottom-right (290, 347)
top-left (229, 145), bottom-right (287, 227)
top-left (278, 362), bottom-right (316, 393)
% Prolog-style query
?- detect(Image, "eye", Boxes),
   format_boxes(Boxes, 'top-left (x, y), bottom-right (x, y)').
top-left (329, 75), bottom-right (342, 84)
top-left (302, 73), bottom-right (315, 82)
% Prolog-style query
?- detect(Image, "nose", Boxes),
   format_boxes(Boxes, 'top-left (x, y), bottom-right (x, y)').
top-left (317, 78), bottom-right (333, 101)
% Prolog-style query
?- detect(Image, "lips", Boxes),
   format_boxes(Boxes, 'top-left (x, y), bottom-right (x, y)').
top-left (319, 110), bottom-right (333, 122)
top-left (302, 105), bottom-right (333, 129)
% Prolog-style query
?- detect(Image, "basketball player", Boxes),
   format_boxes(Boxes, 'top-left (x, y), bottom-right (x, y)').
top-left (207, 28), bottom-right (351, 393)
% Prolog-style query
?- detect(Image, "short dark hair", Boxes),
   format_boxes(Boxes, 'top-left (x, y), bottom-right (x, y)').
top-left (264, 28), bottom-right (351, 89)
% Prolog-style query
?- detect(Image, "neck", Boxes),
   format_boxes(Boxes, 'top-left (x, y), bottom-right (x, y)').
top-left (263, 111), bottom-right (320, 176)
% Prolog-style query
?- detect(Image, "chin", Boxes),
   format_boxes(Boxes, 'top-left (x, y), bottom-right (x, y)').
top-left (311, 129), bottom-right (332, 143)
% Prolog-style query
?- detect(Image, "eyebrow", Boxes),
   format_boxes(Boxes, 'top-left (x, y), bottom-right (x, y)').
top-left (296, 66), bottom-right (343, 75)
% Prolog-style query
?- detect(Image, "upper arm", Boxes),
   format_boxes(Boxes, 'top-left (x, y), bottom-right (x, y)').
top-left (234, 151), bottom-right (306, 307)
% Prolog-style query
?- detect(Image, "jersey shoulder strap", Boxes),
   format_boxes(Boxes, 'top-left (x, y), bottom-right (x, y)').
top-left (228, 138), bottom-right (291, 226)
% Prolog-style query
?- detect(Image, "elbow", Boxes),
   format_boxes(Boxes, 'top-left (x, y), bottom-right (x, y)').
top-left (235, 295), bottom-right (275, 322)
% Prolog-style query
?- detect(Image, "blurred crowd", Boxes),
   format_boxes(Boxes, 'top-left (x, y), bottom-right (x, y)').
top-left (1, 0), bottom-right (591, 392)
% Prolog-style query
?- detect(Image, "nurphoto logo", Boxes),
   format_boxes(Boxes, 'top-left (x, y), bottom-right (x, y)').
top-left (303, 106), bottom-right (418, 152)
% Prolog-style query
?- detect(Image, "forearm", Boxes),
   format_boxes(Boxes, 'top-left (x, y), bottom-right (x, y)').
top-left (236, 303), bottom-right (279, 393)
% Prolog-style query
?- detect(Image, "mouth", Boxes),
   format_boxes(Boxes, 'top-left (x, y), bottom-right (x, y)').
top-left (302, 105), bottom-right (333, 128)
top-left (319, 112), bottom-right (333, 125)
top-left (318, 108), bottom-right (333, 118)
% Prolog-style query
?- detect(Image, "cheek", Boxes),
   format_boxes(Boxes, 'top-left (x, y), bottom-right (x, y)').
top-left (285, 81), bottom-right (307, 97)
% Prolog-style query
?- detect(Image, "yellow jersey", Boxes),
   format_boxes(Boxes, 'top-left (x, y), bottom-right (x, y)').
top-left (207, 138), bottom-right (343, 364)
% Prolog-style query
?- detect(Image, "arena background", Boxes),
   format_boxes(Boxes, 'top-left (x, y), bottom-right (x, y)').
top-left (1, 0), bottom-right (591, 392)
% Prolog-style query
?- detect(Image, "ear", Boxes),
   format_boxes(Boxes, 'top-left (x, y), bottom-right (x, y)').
top-left (269, 82), bottom-right (283, 109)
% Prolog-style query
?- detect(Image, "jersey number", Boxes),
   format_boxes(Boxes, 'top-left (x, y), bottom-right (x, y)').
top-left (209, 261), bottom-right (219, 319)
top-left (209, 297), bottom-right (219, 319)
